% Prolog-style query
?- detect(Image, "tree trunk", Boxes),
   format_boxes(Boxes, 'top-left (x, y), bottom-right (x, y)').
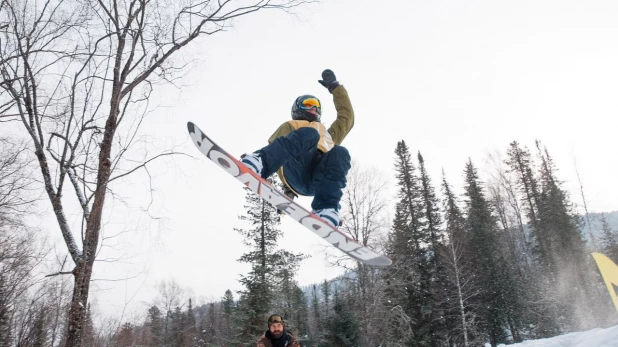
top-left (65, 263), bottom-right (92, 347)
top-left (452, 245), bottom-right (469, 347)
top-left (65, 103), bottom-right (117, 347)
top-left (507, 315), bottom-right (521, 342)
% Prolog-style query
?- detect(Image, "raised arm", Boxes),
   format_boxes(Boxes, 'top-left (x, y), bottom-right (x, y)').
top-left (319, 69), bottom-right (354, 145)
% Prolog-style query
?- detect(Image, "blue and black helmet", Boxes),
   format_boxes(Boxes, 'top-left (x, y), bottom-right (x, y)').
top-left (291, 95), bottom-right (321, 122)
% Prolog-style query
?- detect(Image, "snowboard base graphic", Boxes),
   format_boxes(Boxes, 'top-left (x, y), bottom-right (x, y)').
top-left (187, 122), bottom-right (391, 267)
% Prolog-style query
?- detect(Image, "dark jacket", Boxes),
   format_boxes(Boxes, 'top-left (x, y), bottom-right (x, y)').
top-left (256, 330), bottom-right (300, 347)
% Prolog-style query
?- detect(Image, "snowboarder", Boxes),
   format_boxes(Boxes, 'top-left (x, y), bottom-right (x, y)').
top-left (241, 69), bottom-right (354, 228)
top-left (257, 314), bottom-right (300, 347)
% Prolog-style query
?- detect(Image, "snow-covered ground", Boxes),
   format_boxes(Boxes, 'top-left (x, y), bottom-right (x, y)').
top-left (494, 325), bottom-right (618, 347)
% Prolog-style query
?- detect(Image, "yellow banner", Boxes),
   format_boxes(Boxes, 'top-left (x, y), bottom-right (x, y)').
top-left (592, 252), bottom-right (618, 314)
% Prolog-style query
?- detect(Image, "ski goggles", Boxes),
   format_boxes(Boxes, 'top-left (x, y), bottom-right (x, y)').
top-left (298, 97), bottom-right (321, 115)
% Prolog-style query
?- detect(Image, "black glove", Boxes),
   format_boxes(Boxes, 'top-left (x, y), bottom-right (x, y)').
top-left (318, 69), bottom-right (340, 93)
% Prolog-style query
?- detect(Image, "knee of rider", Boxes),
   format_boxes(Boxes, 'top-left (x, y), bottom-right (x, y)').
top-left (296, 127), bottom-right (320, 145)
top-left (331, 146), bottom-right (351, 162)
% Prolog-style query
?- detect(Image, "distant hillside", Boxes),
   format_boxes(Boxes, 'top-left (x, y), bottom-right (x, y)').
top-left (300, 271), bottom-right (356, 304)
top-left (581, 210), bottom-right (618, 243)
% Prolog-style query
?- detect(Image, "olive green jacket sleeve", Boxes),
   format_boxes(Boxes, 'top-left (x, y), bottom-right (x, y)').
top-left (327, 85), bottom-right (354, 145)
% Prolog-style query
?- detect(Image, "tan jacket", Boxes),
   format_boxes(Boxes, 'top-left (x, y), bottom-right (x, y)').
top-left (268, 85), bottom-right (354, 148)
top-left (267, 85), bottom-right (354, 194)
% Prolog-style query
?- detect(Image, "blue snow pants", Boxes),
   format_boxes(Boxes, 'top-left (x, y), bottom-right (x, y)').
top-left (257, 127), bottom-right (351, 211)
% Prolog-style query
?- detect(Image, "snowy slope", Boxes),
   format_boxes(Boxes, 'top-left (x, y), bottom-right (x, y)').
top-left (495, 325), bottom-right (618, 347)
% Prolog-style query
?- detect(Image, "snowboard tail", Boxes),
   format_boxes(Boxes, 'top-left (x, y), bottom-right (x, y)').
top-left (187, 122), bottom-right (391, 267)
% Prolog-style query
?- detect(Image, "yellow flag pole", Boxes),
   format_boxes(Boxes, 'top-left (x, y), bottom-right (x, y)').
top-left (591, 252), bottom-right (618, 314)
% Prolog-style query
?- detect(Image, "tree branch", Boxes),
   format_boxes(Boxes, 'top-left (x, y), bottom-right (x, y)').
top-left (45, 271), bottom-right (74, 278)
top-left (68, 167), bottom-right (91, 221)
top-left (108, 151), bottom-right (193, 183)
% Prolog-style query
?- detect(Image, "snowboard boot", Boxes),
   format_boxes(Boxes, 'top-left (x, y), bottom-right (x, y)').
top-left (313, 208), bottom-right (341, 228)
top-left (240, 151), bottom-right (263, 177)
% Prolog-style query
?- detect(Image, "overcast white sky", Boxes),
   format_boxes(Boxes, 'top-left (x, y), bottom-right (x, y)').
top-left (34, 0), bottom-right (618, 319)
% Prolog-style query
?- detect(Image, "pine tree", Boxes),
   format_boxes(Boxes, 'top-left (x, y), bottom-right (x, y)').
top-left (535, 142), bottom-right (587, 270)
top-left (417, 152), bottom-right (450, 345)
top-left (323, 291), bottom-right (360, 347)
top-left (147, 305), bottom-right (164, 346)
top-left (169, 306), bottom-right (184, 347)
top-left (394, 141), bottom-right (425, 237)
top-left (276, 269), bottom-right (295, 323)
top-left (220, 290), bottom-right (236, 344)
top-left (505, 141), bottom-right (545, 262)
top-left (463, 159), bottom-right (514, 346)
top-left (184, 299), bottom-right (197, 347)
top-left (485, 166), bottom-right (529, 342)
top-left (440, 174), bottom-right (474, 346)
top-left (589, 213), bottom-right (618, 328)
top-left (235, 176), bottom-right (305, 345)
top-left (291, 286), bottom-right (309, 338)
top-left (198, 302), bottom-right (217, 347)
top-left (600, 214), bottom-right (618, 262)
top-left (309, 284), bottom-right (322, 344)
top-left (113, 323), bottom-right (134, 346)
top-left (236, 178), bottom-right (281, 342)
top-left (534, 142), bottom-right (602, 329)
top-left (418, 153), bottom-right (443, 254)
top-left (321, 279), bottom-right (330, 318)
top-left (383, 203), bottom-right (414, 342)
top-left (505, 141), bottom-right (562, 338)
top-left (272, 269), bottom-right (309, 340)
top-left (383, 140), bottom-right (430, 346)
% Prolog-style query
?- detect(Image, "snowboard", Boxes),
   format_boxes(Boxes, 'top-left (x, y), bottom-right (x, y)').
top-left (187, 122), bottom-right (392, 267)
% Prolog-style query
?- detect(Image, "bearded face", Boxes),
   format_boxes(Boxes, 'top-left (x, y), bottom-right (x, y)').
top-left (269, 322), bottom-right (284, 338)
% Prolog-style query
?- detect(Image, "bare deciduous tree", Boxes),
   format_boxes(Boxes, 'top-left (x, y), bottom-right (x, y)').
top-left (0, 137), bottom-right (36, 216)
top-left (0, 222), bottom-right (44, 347)
top-left (155, 279), bottom-right (190, 315)
top-left (10, 277), bottom-right (74, 347)
top-left (341, 162), bottom-right (389, 246)
top-left (573, 158), bottom-right (598, 249)
top-left (485, 150), bottom-right (530, 269)
top-left (338, 161), bottom-right (389, 346)
top-left (0, 0), bottom-right (315, 346)
top-left (0, 136), bottom-right (62, 347)
top-left (328, 161), bottom-right (389, 268)
top-left (440, 233), bottom-right (478, 347)
top-left (382, 305), bottom-right (414, 347)
top-left (439, 173), bottom-right (481, 347)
